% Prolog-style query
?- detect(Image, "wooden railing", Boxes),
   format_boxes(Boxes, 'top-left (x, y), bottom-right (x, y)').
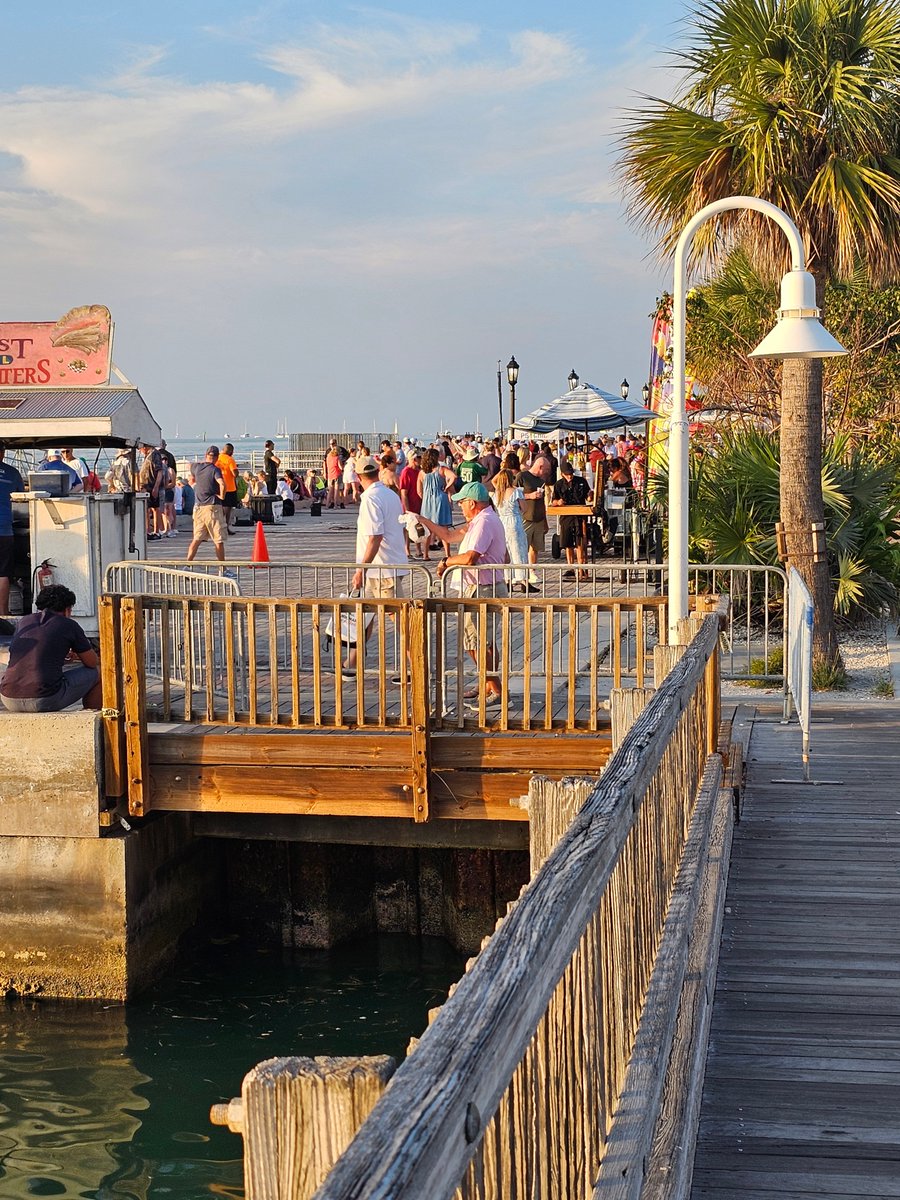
top-left (99, 592), bottom-right (666, 732)
top-left (302, 607), bottom-right (725, 1200)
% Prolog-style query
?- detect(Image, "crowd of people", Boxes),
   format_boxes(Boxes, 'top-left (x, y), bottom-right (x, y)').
top-left (307, 429), bottom-right (647, 709)
top-left (0, 427), bottom-right (648, 714)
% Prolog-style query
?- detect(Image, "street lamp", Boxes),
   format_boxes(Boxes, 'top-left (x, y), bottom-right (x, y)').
top-left (507, 356), bottom-right (519, 436)
top-left (568, 369), bottom-right (579, 392)
top-left (667, 195), bottom-right (845, 644)
top-left (641, 382), bottom-right (650, 405)
top-left (620, 378), bottom-right (630, 400)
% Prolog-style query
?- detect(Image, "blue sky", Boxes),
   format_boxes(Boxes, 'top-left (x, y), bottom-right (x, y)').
top-left (0, 1), bottom-right (688, 437)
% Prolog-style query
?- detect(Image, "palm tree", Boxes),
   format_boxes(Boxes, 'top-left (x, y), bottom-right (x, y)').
top-left (620, 0), bottom-right (900, 666)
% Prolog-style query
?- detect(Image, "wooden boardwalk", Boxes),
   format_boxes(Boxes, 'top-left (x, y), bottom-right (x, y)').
top-left (691, 703), bottom-right (900, 1199)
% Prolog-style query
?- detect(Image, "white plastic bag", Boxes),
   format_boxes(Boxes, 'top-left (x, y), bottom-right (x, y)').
top-left (324, 592), bottom-right (360, 647)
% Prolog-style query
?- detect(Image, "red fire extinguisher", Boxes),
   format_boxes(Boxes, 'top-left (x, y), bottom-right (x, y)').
top-left (35, 559), bottom-right (56, 592)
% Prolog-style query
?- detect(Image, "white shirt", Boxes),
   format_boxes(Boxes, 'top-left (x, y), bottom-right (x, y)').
top-left (356, 481), bottom-right (409, 577)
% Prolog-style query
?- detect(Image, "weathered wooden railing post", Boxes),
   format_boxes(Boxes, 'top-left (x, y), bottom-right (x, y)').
top-left (210, 1056), bottom-right (396, 1200)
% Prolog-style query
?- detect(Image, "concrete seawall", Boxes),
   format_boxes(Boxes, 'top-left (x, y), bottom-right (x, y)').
top-left (0, 712), bottom-right (216, 999)
top-left (0, 712), bottom-right (529, 997)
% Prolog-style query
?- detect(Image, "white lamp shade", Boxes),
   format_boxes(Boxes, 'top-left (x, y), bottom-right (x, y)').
top-left (749, 269), bottom-right (846, 359)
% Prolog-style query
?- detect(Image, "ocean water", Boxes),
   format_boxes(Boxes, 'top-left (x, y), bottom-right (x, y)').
top-left (0, 934), bottom-right (463, 1199)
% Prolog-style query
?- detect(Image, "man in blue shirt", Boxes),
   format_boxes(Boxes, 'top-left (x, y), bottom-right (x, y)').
top-left (186, 446), bottom-right (227, 562)
top-left (0, 441), bottom-right (24, 615)
top-left (37, 449), bottom-right (82, 492)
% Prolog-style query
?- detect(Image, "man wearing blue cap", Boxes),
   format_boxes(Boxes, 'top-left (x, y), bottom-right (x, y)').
top-left (419, 481), bottom-right (508, 708)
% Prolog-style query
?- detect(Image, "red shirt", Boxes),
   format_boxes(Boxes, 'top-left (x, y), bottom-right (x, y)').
top-left (398, 465), bottom-right (421, 512)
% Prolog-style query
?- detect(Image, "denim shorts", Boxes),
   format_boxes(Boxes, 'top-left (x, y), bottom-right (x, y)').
top-left (1, 665), bottom-right (99, 712)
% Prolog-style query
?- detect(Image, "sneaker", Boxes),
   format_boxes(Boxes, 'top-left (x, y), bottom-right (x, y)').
top-left (389, 674), bottom-right (407, 686)
top-left (463, 684), bottom-right (481, 699)
top-left (147, 532), bottom-right (161, 540)
top-left (562, 569), bottom-right (576, 580)
top-left (465, 691), bottom-right (502, 712)
top-left (341, 669), bottom-right (356, 680)
top-left (221, 568), bottom-right (237, 580)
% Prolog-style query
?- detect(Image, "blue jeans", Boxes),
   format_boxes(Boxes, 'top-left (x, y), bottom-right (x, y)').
top-left (1, 665), bottom-right (99, 712)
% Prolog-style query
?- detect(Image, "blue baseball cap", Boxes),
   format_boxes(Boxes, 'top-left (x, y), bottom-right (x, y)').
top-left (454, 481), bottom-right (490, 503)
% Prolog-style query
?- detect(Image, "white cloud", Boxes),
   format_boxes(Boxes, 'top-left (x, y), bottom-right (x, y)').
top-left (0, 12), bottom-right (674, 427)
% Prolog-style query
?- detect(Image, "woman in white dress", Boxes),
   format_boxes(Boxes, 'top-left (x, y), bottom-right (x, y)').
top-left (492, 468), bottom-right (530, 590)
top-left (343, 452), bottom-right (360, 504)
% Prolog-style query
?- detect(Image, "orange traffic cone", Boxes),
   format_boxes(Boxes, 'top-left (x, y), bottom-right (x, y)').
top-left (252, 519), bottom-right (270, 563)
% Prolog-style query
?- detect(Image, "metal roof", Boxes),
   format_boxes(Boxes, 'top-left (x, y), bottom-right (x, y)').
top-left (0, 385), bottom-right (161, 448)
top-left (0, 387), bottom-right (138, 420)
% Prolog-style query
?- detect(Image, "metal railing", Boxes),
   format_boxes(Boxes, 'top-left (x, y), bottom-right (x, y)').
top-left (441, 560), bottom-right (787, 696)
top-left (106, 559), bottom-right (434, 599)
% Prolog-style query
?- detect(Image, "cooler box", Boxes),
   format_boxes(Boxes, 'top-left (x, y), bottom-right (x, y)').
top-left (28, 471), bottom-right (71, 497)
top-left (251, 495), bottom-right (284, 524)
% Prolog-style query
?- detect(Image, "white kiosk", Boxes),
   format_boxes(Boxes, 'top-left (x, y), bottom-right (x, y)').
top-left (0, 384), bottom-right (160, 636)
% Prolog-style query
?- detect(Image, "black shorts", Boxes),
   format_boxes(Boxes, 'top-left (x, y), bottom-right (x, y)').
top-left (0, 535), bottom-right (14, 579)
top-left (164, 488), bottom-right (175, 503)
top-left (223, 490), bottom-right (238, 510)
top-left (146, 493), bottom-right (160, 510)
top-left (558, 515), bottom-right (585, 550)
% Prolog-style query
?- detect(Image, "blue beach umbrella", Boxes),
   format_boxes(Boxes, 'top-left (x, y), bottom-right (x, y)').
top-left (515, 382), bottom-right (655, 435)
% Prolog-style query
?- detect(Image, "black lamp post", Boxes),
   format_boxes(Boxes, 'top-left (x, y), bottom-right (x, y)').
top-left (507, 356), bottom-right (519, 434)
top-left (620, 378), bottom-right (630, 400)
top-left (642, 382), bottom-right (651, 405)
top-left (568, 369), bottom-right (579, 392)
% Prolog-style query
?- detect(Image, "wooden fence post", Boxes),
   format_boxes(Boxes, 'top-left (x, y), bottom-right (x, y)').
top-left (210, 1055), bottom-right (396, 1200)
top-left (98, 594), bottom-right (126, 800)
top-left (120, 596), bottom-right (148, 818)
top-left (525, 775), bottom-right (597, 873)
top-left (408, 601), bottom-right (431, 822)
top-left (609, 687), bottom-right (655, 750)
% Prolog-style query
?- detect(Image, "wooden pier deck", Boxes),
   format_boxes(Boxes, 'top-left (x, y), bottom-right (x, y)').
top-left (691, 703), bottom-right (900, 1199)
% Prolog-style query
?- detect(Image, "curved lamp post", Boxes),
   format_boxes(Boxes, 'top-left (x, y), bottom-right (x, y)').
top-left (667, 195), bottom-right (846, 644)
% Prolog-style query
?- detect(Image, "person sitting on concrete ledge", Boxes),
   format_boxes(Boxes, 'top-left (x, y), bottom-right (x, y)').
top-left (0, 585), bottom-right (101, 712)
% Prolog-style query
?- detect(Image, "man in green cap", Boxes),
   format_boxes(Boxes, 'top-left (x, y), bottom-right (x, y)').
top-left (419, 481), bottom-right (508, 708)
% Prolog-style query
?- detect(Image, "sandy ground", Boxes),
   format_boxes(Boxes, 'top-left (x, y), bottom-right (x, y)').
top-left (722, 617), bottom-right (899, 704)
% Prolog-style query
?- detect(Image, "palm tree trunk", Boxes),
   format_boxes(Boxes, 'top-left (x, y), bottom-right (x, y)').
top-left (779, 354), bottom-right (841, 668)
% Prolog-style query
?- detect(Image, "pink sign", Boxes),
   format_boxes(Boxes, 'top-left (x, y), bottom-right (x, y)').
top-left (0, 305), bottom-right (113, 398)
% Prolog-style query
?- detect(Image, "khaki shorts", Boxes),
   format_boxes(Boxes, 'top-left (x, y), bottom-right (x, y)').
top-left (192, 503), bottom-right (227, 545)
top-left (463, 582), bottom-right (508, 652)
top-left (523, 520), bottom-right (546, 555)
top-left (363, 573), bottom-right (407, 599)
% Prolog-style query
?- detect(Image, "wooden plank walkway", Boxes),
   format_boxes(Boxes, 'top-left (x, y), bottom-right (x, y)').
top-left (691, 703), bottom-right (900, 1199)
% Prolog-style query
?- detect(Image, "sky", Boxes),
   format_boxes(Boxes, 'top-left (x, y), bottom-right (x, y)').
top-left (0, 1), bottom-right (689, 438)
